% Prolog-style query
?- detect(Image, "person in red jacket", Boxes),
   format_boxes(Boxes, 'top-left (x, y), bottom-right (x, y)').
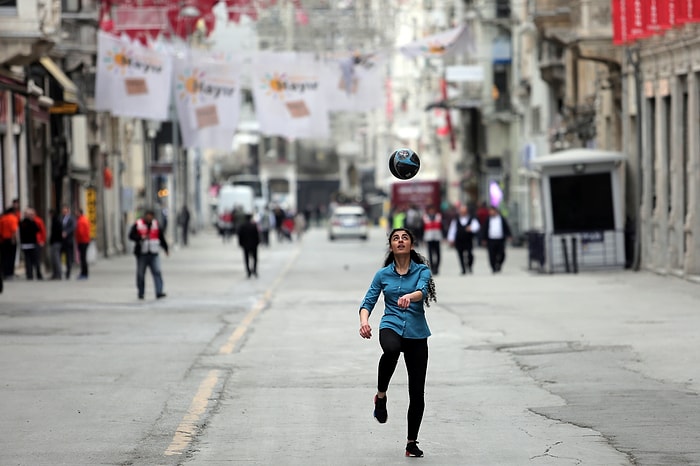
top-left (75, 208), bottom-right (91, 280)
top-left (34, 210), bottom-right (47, 273)
top-left (0, 205), bottom-right (19, 279)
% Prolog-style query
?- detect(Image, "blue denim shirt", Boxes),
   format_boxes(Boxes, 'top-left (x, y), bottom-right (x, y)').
top-left (359, 261), bottom-right (432, 339)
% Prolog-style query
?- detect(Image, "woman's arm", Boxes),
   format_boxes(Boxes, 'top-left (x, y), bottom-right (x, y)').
top-left (359, 308), bottom-right (372, 339)
top-left (397, 290), bottom-right (423, 308)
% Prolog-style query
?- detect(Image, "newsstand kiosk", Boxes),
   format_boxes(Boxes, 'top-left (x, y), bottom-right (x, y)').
top-left (531, 149), bottom-right (627, 273)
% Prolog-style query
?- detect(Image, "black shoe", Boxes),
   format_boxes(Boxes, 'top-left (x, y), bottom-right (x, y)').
top-left (405, 441), bottom-right (423, 457)
top-left (156, 293), bottom-right (167, 299)
top-left (138, 295), bottom-right (144, 300)
top-left (373, 395), bottom-right (387, 423)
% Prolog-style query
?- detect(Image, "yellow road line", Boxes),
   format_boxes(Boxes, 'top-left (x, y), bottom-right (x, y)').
top-left (218, 249), bottom-right (299, 355)
top-left (164, 247), bottom-right (300, 457)
top-left (164, 369), bottom-right (221, 456)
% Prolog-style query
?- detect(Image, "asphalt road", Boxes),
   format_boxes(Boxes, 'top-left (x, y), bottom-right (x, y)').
top-left (2, 225), bottom-right (700, 465)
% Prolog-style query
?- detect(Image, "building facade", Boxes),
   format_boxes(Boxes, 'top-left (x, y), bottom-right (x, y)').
top-left (634, 31), bottom-right (700, 278)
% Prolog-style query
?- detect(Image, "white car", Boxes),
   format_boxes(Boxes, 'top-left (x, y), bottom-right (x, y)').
top-left (328, 205), bottom-right (369, 241)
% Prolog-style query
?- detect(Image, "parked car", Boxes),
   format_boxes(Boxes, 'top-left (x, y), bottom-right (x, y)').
top-left (328, 205), bottom-right (369, 241)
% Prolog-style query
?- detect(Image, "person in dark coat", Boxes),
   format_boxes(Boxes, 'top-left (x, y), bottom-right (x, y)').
top-left (178, 205), bottom-right (191, 246)
top-left (481, 206), bottom-right (512, 273)
top-left (60, 204), bottom-right (76, 279)
top-left (48, 209), bottom-right (63, 280)
top-left (19, 208), bottom-right (42, 280)
top-left (447, 204), bottom-right (481, 275)
top-left (237, 213), bottom-right (260, 278)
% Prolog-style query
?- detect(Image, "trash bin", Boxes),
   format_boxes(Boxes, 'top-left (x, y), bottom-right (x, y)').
top-left (527, 230), bottom-right (545, 271)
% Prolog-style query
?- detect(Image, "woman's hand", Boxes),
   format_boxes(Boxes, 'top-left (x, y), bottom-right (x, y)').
top-left (398, 294), bottom-right (412, 309)
top-left (359, 321), bottom-right (372, 339)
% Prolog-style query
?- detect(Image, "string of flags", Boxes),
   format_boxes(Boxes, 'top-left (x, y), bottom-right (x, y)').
top-left (95, 24), bottom-right (473, 150)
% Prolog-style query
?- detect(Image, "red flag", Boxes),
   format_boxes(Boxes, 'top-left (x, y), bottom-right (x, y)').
top-left (691, 0), bottom-right (700, 21)
top-left (657, 0), bottom-right (674, 29)
top-left (440, 79), bottom-right (455, 151)
top-left (627, 0), bottom-right (649, 40)
top-left (646, 0), bottom-right (671, 35)
top-left (676, 0), bottom-right (689, 22)
top-left (677, 0), bottom-right (700, 23)
top-left (612, 0), bottom-right (630, 44)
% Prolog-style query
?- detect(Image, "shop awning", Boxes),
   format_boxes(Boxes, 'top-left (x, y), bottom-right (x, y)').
top-left (39, 56), bottom-right (79, 105)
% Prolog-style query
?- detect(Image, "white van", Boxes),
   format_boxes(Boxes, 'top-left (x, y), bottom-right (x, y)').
top-left (216, 185), bottom-right (255, 231)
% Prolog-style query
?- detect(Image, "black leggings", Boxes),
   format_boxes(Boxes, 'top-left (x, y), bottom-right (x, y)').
top-left (378, 328), bottom-right (428, 440)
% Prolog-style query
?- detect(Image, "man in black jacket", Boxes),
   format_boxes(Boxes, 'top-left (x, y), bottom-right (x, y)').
top-left (481, 206), bottom-right (512, 273)
top-left (237, 213), bottom-right (260, 278)
top-left (447, 204), bottom-right (481, 275)
top-left (19, 208), bottom-right (42, 280)
top-left (48, 209), bottom-right (63, 280)
top-left (128, 209), bottom-right (169, 300)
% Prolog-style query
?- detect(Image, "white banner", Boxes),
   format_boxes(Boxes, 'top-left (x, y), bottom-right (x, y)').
top-left (325, 54), bottom-right (385, 113)
top-left (398, 25), bottom-right (474, 59)
top-left (95, 31), bottom-right (174, 121)
top-left (173, 55), bottom-right (242, 150)
top-left (250, 52), bottom-right (330, 139)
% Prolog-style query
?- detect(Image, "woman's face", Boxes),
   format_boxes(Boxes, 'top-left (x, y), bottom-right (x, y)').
top-left (389, 229), bottom-right (413, 255)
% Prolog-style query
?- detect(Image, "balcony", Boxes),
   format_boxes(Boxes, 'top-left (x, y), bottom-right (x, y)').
top-left (538, 41), bottom-right (566, 87)
top-left (0, 0), bottom-right (60, 65)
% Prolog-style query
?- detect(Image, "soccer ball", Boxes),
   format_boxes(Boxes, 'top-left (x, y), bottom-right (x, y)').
top-left (389, 148), bottom-right (421, 180)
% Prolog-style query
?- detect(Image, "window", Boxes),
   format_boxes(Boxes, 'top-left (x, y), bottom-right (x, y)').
top-left (531, 106), bottom-right (541, 134)
top-left (61, 0), bottom-right (81, 13)
top-left (646, 97), bottom-right (656, 210)
top-left (662, 95), bottom-right (671, 214)
top-left (493, 64), bottom-right (510, 112)
top-left (496, 0), bottom-right (510, 18)
top-left (0, 0), bottom-right (17, 15)
top-left (550, 173), bottom-right (615, 233)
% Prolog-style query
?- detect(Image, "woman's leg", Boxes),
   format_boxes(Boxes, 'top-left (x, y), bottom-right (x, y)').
top-left (403, 337), bottom-right (428, 441)
top-left (377, 328), bottom-right (402, 392)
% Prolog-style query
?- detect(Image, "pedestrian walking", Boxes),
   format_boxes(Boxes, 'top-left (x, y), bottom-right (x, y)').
top-left (60, 205), bottom-right (76, 279)
top-left (0, 206), bottom-right (19, 279)
top-left (237, 213), bottom-right (260, 278)
top-left (358, 227), bottom-right (437, 458)
top-left (178, 205), bottom-right (191, 246)
top-left (421, 205), bottom-right (443, 275)
top-left (19, 208), bottom-right (42, 280)
top-left (257, 206), bottom-right (273, 246)
top-left (447, 204), bottom-right (481, 274)
top-left (481, 205), bottom-right (512, 273)
top-left (294, 211), bottom-right (306, 241)
top-left (34, 209), bottom-right (46, 272)
top-left (75, 209), bottom-right (91, 280)
top-left (128, 209), bottom-right (169, 300)
top-left (48, 209), bottom-right (63, 280)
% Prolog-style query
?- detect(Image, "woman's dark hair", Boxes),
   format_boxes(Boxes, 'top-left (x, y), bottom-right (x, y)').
top-left (384, 228), bottom-right (437, 306)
